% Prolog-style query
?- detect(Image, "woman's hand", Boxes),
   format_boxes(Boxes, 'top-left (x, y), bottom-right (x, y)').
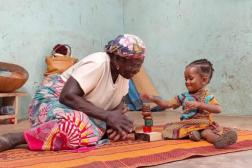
top-left (106, 128), bottom-right (127, 141)
top-left (105, 109), bottom-right (133, 138)
top-left (106, 104), bottom-right (134, 141)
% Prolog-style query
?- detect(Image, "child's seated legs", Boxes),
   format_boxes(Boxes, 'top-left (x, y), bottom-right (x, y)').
top-left (201, 128), bottom-right (237, 148)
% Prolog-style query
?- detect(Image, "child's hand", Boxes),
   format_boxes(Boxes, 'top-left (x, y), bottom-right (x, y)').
top-left (141, 93), bottom-right (154, 101)
top-left (141, 93), bottom-right (169, 109)
top-left (184, 101), bottom-right (201, 112)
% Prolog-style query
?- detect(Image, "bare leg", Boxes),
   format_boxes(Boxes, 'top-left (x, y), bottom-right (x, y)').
top-left (201, 129), bottom-right (220, 144)
top-left (213, 129), bottom-right (237, 148)
top-left (0, 132), bottom-right (26, 152)
top-left (201, 128), bottom-right (237, 148)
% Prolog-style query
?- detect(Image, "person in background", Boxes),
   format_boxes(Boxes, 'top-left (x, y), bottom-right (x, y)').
top-left (0, 34), bottom-right (146, 151)
top-left (142, 59), bottom-right (237, 148)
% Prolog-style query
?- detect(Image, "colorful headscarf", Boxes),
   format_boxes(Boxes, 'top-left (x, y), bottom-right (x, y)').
top-left (105, 34), bottom-right (146, 59)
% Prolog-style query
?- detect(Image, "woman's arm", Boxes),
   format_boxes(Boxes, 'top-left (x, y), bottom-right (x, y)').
top-left (59, 76), bottom-right (133, 136)
top-left (106, 98), bottom-right (131, 141)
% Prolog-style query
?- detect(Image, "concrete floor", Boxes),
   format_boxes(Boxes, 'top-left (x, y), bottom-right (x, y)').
top-left (0, 110), bottom-right (252, 168)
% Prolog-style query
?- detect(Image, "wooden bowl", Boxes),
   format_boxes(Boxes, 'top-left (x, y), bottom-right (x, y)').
top-left (0, 62), bottom-right (29, 92)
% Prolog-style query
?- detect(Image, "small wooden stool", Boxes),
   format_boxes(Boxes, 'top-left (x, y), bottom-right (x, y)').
top-left (0, 92), bottom-right (27, 124)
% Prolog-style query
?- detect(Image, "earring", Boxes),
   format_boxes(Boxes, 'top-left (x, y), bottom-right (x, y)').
top-left (116, 65), bottom-right (119, 70)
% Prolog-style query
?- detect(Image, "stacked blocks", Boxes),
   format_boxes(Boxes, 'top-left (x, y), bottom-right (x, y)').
top-left (135, 104), bottom-right (162, 141)
top-left (141, 104), bottom-right (153, 133)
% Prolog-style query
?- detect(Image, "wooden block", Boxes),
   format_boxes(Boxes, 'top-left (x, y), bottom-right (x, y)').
top-left (144, 119), bottom-right (153, 126)
top-left (135, 131), bottom-right (162, 142)
top-left (143, 126), bottom-right (152, 133)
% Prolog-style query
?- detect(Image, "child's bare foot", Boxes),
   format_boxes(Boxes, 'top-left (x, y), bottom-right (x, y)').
top-left (213, 129), bottom-right (237, 148)
top-left (189, 130), bottom-right (201, 141)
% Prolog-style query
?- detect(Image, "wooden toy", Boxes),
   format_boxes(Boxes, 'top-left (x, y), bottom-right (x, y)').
top-left (134, 104), bottom-right (162, 142)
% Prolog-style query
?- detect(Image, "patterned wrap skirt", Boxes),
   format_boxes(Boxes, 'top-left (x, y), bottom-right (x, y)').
top-left (24, 75), bottom-right (104, 151)
top-left (162, 118), bottom-right (222, 139)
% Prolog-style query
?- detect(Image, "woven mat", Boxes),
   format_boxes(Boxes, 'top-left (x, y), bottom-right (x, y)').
top-left (1, 129), bottom-right (252, 168)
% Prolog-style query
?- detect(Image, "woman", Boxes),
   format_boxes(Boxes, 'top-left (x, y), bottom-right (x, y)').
top-left (0, 34), bottom-right (146, 151)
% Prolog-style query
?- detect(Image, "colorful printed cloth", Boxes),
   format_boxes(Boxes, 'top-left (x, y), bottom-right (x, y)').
top-left (163, 119), bottom-right (223, 139)
top-left (163, 119), bottom-right (211, 139)
top-left (163, 89), bottom-right (221, 139)
top-left (177, 91), bottom-right (218, 120)
top-left (24, 75), bottom-right (103, 151)
top-left (105, 34), bottom-right (145, 58)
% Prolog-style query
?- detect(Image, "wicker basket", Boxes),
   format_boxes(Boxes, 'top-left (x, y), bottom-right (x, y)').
top-left (0, 62), bottom-right (29, 92)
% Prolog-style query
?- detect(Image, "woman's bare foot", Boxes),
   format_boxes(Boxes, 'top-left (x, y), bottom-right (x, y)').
top-left (0, 133), bottom-right (26, 152)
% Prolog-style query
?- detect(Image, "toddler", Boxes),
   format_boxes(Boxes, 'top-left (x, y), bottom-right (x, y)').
top-left (143, 59), bottom-right (237, 148)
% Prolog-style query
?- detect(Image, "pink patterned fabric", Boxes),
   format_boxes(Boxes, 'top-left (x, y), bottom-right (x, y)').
top-left (24, 75), bottom-right (103, 151)
top-left (24, 111), bottom-right (102, 151)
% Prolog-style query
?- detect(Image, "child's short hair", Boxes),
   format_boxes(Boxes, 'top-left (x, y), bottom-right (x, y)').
top-left (187, 59), bottom-right (214, 83)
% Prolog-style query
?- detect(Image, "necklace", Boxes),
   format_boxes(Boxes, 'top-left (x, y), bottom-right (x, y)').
top-left (193, 88), bottom-right (208, 103)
